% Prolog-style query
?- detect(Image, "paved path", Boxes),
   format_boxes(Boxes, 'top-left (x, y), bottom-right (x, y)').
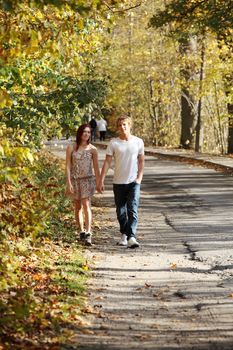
top-left (47, 141), bottom-right (233, 350)
top-left (47, 139), bottom-right (233, 174)
top-left (93, 141), bottom-right (233, 175)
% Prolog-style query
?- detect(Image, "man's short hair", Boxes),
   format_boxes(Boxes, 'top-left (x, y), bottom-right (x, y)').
top-left (116, 115), bottom-right (132, 127)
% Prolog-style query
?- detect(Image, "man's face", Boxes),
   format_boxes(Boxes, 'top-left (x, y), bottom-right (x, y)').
top-left (117, 120), bottom-right (131, 136)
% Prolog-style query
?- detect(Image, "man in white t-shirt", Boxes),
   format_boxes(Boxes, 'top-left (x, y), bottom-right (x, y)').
top-left (97, 118), bottom-right (107, 141)
top-left (97, 116), bottom-right (144, 248)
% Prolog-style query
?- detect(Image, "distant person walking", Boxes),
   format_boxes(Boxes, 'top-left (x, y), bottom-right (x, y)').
top-left (65, 124), bottom-right (100, 246)
top-left (89, 116), bottom-right (97, 142)
top-left (97, 117), bottom-right (107, 141)
top-left (97, 116), bottom-right (144, 248)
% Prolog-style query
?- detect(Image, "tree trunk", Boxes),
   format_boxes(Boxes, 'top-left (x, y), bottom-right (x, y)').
top-left (180, 89), bottom-right (196, 148)
top-left (195, 34), bottom-right (205, 152)
top-left (217, 35), bottom-right (233, 154)
top-left (179, 36), bottom-right (198, 149)
top-left (148, 77), bottom-right (157, 145)
top-left (227, 103), bottom-right (233, 154)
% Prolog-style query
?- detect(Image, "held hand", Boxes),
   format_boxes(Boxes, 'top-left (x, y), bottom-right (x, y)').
top-left (67, 184), bottom-right (74, 194)
top-left (135, 178), bottom-right (141, 184)
top-left (97, 181), bottom-right (104, 193)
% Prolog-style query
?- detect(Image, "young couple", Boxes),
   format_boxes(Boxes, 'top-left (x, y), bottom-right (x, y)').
top-left (65, 116), bottom-right (144, 248)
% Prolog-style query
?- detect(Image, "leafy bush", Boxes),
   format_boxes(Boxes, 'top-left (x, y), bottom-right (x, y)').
top-left (0, 125), bottom-right (89, 349)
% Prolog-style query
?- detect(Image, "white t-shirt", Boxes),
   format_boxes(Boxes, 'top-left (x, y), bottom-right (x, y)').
top-left (97, 119), bottom-right (107, 131)
top-left (106, 136), bottom-right (144, 184)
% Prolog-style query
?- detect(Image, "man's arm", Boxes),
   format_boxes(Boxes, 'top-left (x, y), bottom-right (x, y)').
top-left (136, 153), bottom-right (144, 184)
top-left (97, 155), bottom-right (112, 193)
top-left (65, 144), bottom-right (74, 193)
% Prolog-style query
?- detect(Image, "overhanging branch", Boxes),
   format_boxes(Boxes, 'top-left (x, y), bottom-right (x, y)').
top-left (103, 1), bottom-right (142, 13)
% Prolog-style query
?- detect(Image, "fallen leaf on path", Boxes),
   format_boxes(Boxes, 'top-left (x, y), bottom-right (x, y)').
top-left (32, 273), bottom-right (48, 281)
top-left (153, 292), bottom-right (162, 298)
top-left (170, 262), bottom-right (177, 269)
top-left (99, 325), bottom-right (109, 330)
top-left (228, 293), bottom-right (233, 298)
top-left (174, 290), bottom-right (186, 299)
top-left (195, 303), bottom-right (204, 311)
top-left (80, 329), bottom-right (95, 335)
top-left (82, 306), bottom-right (95, 314)
top-left (96, 287), bottom-right (107, 292)
top-left (76, 319), bottom-right (90, 327)
top-left (150, 324), bottom-right (159, 329)
top-left (217, 283), bottom-right (224, 288)
top-left (135, 334), bottom-right (152, 341)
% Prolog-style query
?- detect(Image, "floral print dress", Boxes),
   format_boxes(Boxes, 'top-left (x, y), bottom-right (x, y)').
top-left (67, 147), bottom-right (96, 200)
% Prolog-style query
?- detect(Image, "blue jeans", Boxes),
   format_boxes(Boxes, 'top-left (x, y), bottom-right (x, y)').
top-left (113, 181), bottom-right (141, 239)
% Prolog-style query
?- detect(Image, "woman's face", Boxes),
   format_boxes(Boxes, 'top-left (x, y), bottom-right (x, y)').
top-left (81, 127), bottom-right (91, 142)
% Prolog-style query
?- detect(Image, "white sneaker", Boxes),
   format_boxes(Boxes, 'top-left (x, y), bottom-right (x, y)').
top-left (117, 234), bottom-right (127, 246)
top-left (127, 237), bottom-right (140, 248)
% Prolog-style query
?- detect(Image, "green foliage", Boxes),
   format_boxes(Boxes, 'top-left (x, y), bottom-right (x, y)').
top-left (0, 60), bottom-right (108, 143)
top-left (94, 0), bottom-right (232, 152)
top-left (0, 0), bottom-right (123, 13)
top-left (0, 130), bottom-right (89, 348)
top-left (149, 0), bottom-right (233, 42)
top-left (0, 0), bottom-right (111, 144)
top-left (147, 0), bottom-right (233, 152)
top-left (97, 2), bottom-right (182, 146)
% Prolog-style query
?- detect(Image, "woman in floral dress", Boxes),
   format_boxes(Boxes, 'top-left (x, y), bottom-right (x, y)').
top-left (65, 124), bottom-right (100, 245)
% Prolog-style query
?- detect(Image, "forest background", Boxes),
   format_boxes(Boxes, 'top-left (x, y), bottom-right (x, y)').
top-left (0, 0), bottom-right (233, 348)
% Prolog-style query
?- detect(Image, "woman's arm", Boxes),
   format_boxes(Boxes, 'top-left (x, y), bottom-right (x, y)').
top-left (92, 148), bottom-right (100, 184)
top-left (65, 144), bottom-right (74, 193)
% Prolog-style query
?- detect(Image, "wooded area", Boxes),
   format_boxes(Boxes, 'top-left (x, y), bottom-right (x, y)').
top-left (0, 0), bottom-right (233, 348)
top-left (0, 0), bottom-right (232, 152)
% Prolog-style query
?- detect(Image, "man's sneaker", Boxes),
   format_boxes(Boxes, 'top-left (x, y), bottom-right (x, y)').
top-left (127, 237), bottom-right (140, 248)
top-left (79, 231), bottom-right (86, 241)
top-left (117, 234), bottom-right (127, 246)
top-left (85, 233), bottom-right (92, 246)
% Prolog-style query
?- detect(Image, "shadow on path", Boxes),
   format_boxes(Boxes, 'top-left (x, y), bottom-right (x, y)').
top-left (58, 152), bottom-right (233, 350)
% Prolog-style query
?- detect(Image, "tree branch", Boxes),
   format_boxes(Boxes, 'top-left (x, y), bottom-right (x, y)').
top-left (103, 1), bottom-right (142, 14)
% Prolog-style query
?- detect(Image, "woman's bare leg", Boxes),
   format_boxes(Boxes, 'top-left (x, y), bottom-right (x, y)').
top-left (81, 198), bottom-right (92, 233)
top-left (74, 200), bottom-right (84, 231)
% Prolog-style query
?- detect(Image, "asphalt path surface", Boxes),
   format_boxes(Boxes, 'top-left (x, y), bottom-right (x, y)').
top-left (49, 143), bottom-right (233, 350)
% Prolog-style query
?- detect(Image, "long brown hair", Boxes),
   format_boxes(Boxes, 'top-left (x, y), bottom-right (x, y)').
top-left (75, 124), bottom-right (91, 151)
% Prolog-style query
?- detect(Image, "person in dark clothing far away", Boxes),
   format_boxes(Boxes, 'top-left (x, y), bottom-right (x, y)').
top-left (89, 117), bottom-right (97, 142)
